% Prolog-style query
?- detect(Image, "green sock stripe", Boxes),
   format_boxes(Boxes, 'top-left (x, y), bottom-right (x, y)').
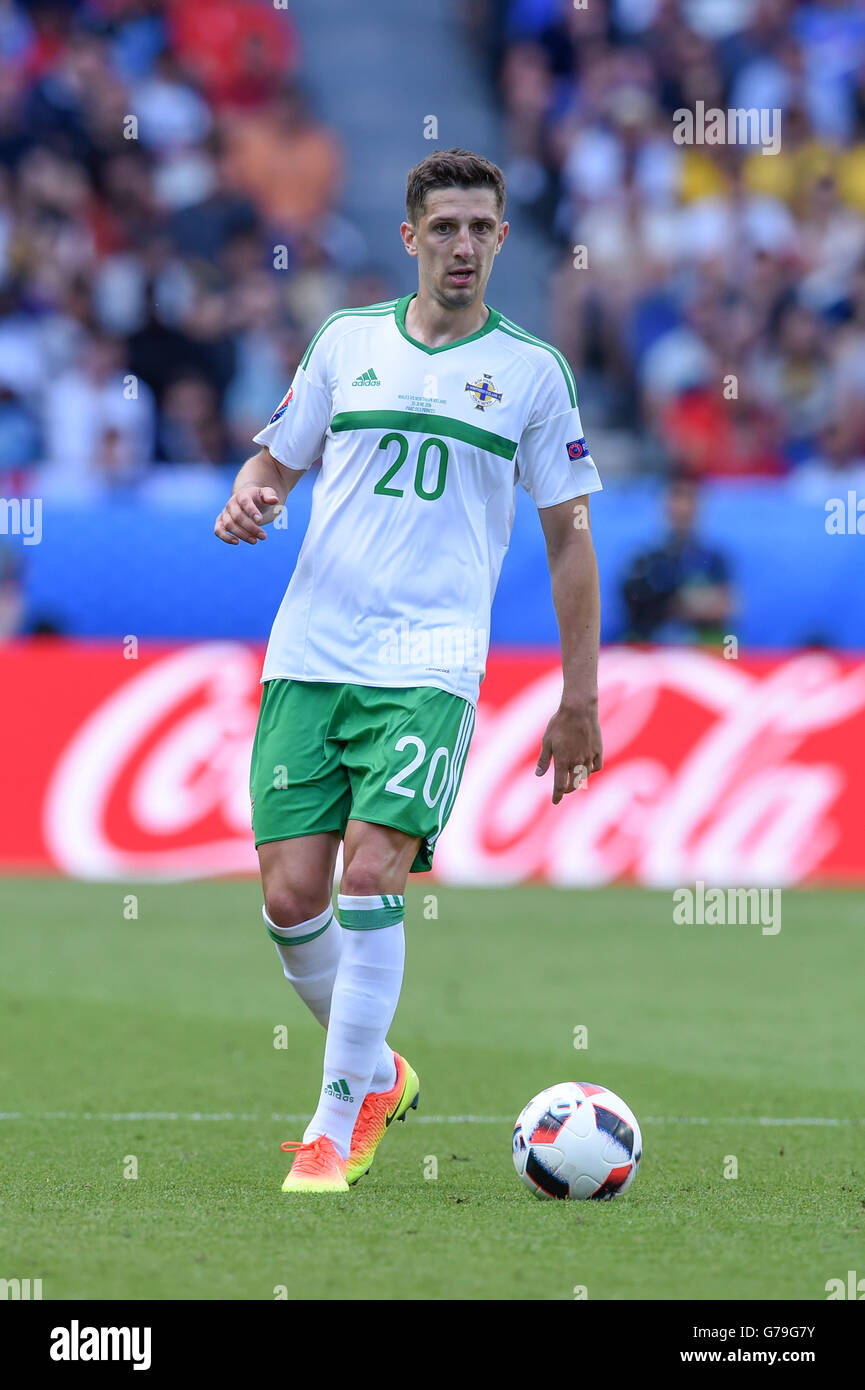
top-left (340, 903), bottom-right (404, 931)
top-left (266, 911), bottom-right (333, 947)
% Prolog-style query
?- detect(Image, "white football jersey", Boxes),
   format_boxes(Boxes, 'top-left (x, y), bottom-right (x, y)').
top-left (253, 294), bottom-right (601, 705)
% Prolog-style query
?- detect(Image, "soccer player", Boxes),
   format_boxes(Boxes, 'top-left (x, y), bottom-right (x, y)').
top-left (214, 149), bottom-right (603, 1193)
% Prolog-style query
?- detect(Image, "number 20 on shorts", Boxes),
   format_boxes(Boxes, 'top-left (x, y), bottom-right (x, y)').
top-left (385, 736), bottom-right (450, 807)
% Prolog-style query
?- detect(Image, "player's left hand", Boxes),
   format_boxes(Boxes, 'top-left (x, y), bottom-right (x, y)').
top-left (535, 699), bottom-right (603, 804)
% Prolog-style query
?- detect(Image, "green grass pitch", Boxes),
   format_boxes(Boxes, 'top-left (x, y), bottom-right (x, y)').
top-left (1, 878), bottom-right (862, 1301)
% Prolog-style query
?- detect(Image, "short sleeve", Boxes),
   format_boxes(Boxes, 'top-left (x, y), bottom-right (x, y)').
top-left (516, 366), bottom-right (602, 509)
top-left (252, 321), bottom-right (333, 470)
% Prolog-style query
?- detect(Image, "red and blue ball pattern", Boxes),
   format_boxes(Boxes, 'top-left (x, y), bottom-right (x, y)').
top-left (513, 1081), bottom-right (642, 1201)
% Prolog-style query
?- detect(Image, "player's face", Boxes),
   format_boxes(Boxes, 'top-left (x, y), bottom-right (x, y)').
top-left (403, 188), bottom-right (508, 310)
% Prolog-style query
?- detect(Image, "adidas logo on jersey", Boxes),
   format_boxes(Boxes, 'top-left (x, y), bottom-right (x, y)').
top-left (324, 1078), bottom-right (354, 1102)
top-left (352, 368), bottom-right (381, 386)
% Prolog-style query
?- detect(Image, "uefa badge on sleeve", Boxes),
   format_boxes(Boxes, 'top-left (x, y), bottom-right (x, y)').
top-left (566, 438), bottom-right (588, 461)
top-left (269, 387), bottom-right (294, 424)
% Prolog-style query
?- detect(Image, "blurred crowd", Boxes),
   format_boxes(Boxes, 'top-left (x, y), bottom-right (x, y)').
top-left (471, 0), bottom-right (865, 488)
top-left (0, 0), bottom-right (388, 498)
top-left (2, 0), bottom-right (865, 504)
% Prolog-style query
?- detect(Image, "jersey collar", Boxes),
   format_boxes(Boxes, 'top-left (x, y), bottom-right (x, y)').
top-left (394, 293), bottom-right (501, 355)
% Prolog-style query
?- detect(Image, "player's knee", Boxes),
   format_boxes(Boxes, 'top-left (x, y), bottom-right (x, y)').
top-left (340, 859), bottom-right (394, 899)
top-left (264, 887), bottom-right (331, 930)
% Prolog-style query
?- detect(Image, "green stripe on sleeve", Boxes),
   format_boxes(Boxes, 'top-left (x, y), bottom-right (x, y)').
top-left (498, 320), bottom-right (578, 407)
top-left (299, 302), bottom-right (397, 370)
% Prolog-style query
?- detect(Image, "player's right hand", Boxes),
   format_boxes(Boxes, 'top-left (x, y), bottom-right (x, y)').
top-left (214, 486), bottom-right (282, 545)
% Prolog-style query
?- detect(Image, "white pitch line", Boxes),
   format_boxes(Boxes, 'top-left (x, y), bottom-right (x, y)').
top-left (0, 1112), bottom-right (863, 1127)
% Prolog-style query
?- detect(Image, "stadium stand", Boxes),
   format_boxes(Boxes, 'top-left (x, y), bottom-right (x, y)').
top-left (1, 0), bottom-right (864, 645)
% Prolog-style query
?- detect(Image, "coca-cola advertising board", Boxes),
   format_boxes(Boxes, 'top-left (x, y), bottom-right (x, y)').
top-left (2, 640), bottom-right (863, 884)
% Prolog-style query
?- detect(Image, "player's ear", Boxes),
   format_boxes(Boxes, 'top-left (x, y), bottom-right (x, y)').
top-left (400, 221), bottom-right (418, 257)
top-left (496, 220), bottom-right (510, 252)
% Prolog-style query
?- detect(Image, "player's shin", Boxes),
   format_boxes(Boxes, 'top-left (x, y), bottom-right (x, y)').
top-left (303, 897), bottom-right (406, 1158)
top-left (263, 903), bottom-right (341, 1027)
top-left (262, 903), bottom-right (397, 1089)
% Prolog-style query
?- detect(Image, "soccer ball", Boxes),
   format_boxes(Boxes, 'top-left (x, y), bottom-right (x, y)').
top-left (512, 1081), bottom-right (642, 1201)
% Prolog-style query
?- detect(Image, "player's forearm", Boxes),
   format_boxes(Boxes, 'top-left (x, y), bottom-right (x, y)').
top-left (232, 448), bottom-right (290, 505)
top-left (548, 532), bottom-right (601, 709)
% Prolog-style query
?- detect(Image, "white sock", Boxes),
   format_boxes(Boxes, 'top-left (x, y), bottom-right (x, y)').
top-left (263, 905), bottom-right (396, 1090)
top-left (263, 904), bottom-right (339, 1027)
top-left (304, 896), bottom-right (406, 1157)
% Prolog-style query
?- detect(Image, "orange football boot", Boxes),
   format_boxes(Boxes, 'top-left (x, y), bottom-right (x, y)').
top-left (280, 1135), bottom-right (349, 1192)
top-left (346, 1052), bottom-right (420, 1185)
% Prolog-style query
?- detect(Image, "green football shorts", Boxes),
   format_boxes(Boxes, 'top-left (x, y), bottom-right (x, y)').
top-left (249, 679), bottom-right (476, 873)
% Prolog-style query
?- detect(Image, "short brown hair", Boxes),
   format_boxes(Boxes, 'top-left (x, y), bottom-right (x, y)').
top-left (405, 148), bottom-right (506, 224)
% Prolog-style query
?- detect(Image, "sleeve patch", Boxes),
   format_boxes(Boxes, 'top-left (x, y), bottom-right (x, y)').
top-left (269, 387), bottom-right (293, 423)
top-left (566, 437), bottom-right (588, 460)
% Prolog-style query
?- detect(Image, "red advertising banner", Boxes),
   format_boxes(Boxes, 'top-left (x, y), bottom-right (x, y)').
top-left (2, 640), bottom-right (864, 883)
